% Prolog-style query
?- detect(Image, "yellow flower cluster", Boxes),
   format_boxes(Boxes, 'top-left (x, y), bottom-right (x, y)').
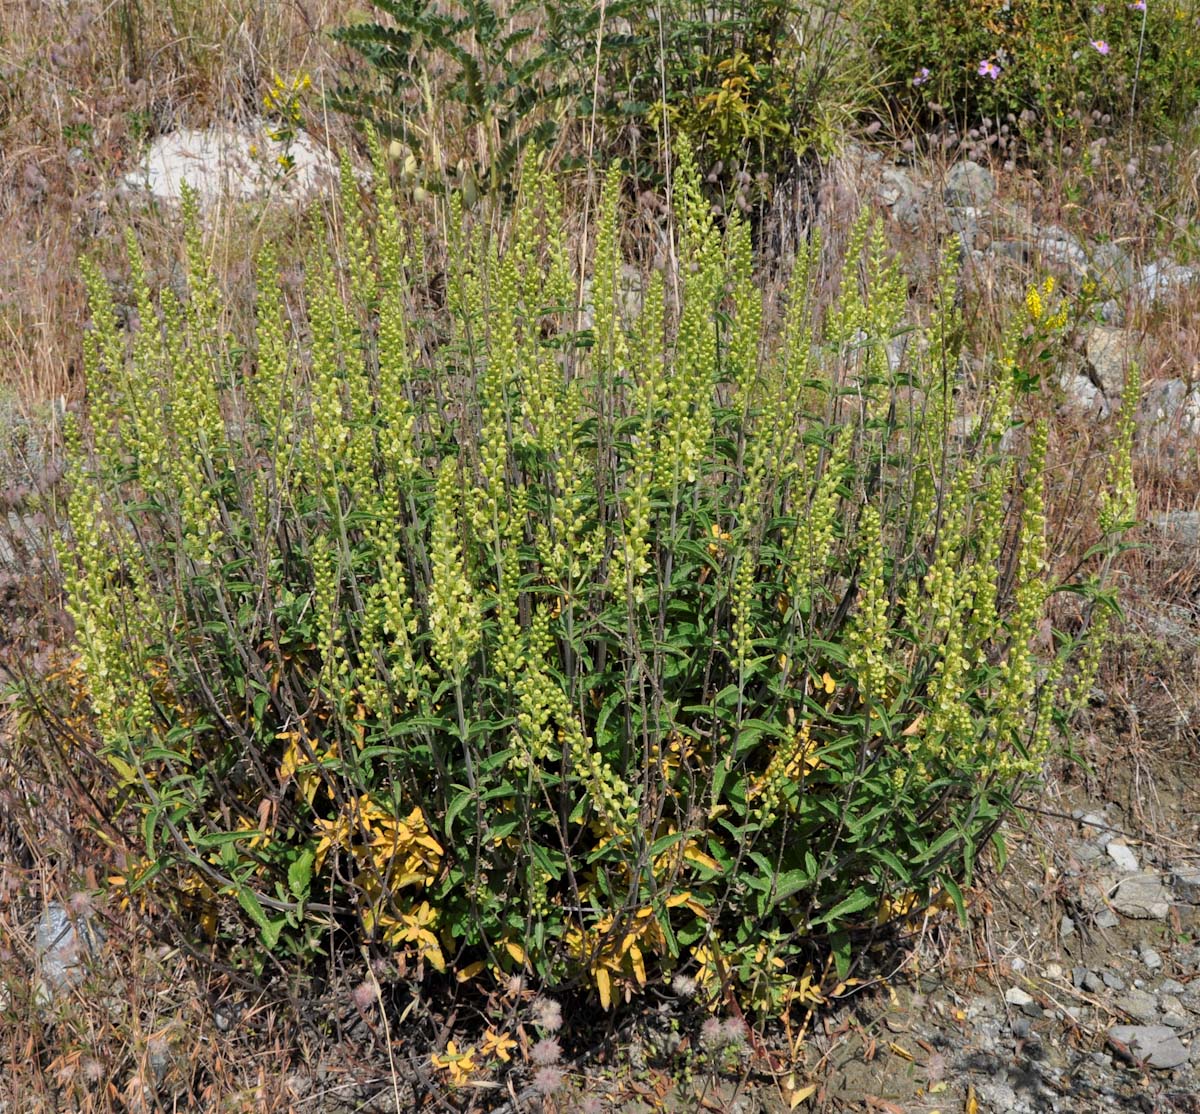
top-left (428, 458), bottom-right (481, 679)
top-left (1025, 275), bottom-right (1067, 329)
top-left (846, 505), bottom-right (892, 701)
top-left (750, 719), bottom-right (821, 824)
top-left (262, 71), bottom-right (310, 118)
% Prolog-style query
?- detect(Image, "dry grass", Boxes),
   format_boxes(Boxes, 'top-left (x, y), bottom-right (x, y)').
top-left (0, 0), bottom-right (359, 409)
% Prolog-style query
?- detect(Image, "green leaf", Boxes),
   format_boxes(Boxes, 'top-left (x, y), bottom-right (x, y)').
top-left (236, 886), bottom-right (270, 933)
top-left (812, 887), bottom-right (875, 928)
top-left (940, 874), bottom-right (967, 925)
top-left (990, 830), bottom-right (1009, 872)
top-left (445, 786), bottom-right (475, 838)
top-left (288, 848), bottom-right (315, 900)
top-left (829, 929), bottom-right (852, 980)
top-left (768, 869), bottom-right (812, 909)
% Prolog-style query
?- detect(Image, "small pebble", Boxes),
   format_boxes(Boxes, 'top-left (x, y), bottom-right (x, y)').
top-left (1096, 909), bottom-right (1121, 930)
top-left (1107, 842), bottom-right (1139, 872)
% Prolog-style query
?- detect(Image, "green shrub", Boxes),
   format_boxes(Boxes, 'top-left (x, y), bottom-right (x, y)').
top-left (330, 0), bottom-right (621, 199)
top-left (869, 0), bottom-right (1200, 140)
top-left (332, 0), bottom-right (867, 202)
top-left (597, 0), bottom-right (866, 187)
top-left (58, 138), bottom-right (1131, 1013)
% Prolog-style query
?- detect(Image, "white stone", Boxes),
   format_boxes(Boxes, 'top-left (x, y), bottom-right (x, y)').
top-left (122, 121), bottom-right (339, 209)
top-left (1107, 842), bottom-right (1139, 872)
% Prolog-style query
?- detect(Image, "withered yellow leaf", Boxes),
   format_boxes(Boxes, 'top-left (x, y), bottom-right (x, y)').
top-left (683, 845), bottom-right (722, 873)
top-left (456, 961), bottom-right (486, 983)
top-left (782, 1076), bottom-right (817, 1108)
top-left (629, 944), bottom-right (646, 986)
top-left (595, 966), bottom-right (612, 1010)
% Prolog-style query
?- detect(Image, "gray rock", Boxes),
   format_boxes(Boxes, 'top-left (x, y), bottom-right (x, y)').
top-left (944, 161), bottom-right (995, 208)
top-left (1135, 259), bottom-right (1199, 303)
top-left (1136, 377), bottom-right (1200, 450)
top-left (122, 123), bottom-right (340, 209)
top-left (1004, 986), bottom-right (1041, 1016)
top-left (1139, 377), bottom-right (1189, 440)
top-left (974, 1080), bottom-right (1020, 1111)
top-left (1096, 908), bottom-right (1121, 930)
top-left (1075, 841), bottom-right (1104, 863)
top-left (34, 902), bottom-right (104, 1002)
top-left (1159, 978), bottom-right (1186, 996)
top-left (946, 206), bottom-right (979, 260)
top-left (1059, 372), bottom-right (1110, 420)
top-left (1035, 224), bottom-right (1089, 275)
top-left (1083, 970), bottom-right (1105, 994)
top-left (1150, 514), bottom-right (1200, 549)
top-left (1102, 969), bottom-right (1127, 990)
top-left (1060, 914), bottom-right (1076, 937)
top-left (1159, 996), bottom-right (1189, 1029)
top-left (1084, 326), bottom-right (1138, 399)
top-left (1140, 605), bottom-right (1200, 645)
top-left (1088, 241), bottom-right (1135, 294)
top-left (1106, 841), bottom-right (1140, 873)
top-left (1107, 1024), bottom-right (1190, 1070)
top-left (1115, 987), bottom-right (1158, 1023)
top-left (1139, 945), bottom-right (1163, 971)
top-left (1110, 874), bottom-right (1173, 920)
top-left (878, 166), bottom-right (923, 232)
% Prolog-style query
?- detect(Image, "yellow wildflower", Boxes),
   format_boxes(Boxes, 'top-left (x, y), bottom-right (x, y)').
top-left (1025, 285), bottom-right (1043, 322)
top-left (431, 1041), bottom-right (478, 1087)
top-left (480, 1029), bottom-right (517, 1063)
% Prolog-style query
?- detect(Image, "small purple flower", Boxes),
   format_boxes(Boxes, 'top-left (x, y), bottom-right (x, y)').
top-left (912, 66), bottom-right (932, 87)
top-left (978, 59), bottom-right (1001, 80)
top-left (1091, 39), bottom-right (1111, 54)
top-left (1130, 0), bottom-right (1146, 9)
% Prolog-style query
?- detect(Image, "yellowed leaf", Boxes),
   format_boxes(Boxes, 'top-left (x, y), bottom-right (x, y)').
top-left (504, 941), bottom-right (527, 967)
top-left (965, 1085), bottom-right (979, 1114)
top-left (782, 1076), bottom-right (817, 1108)
top-left (683, 845), bottom-right (722, 873)
top-left (902, 712), bottom-right (926, 737)
top-left (456, 961), bottom-right (486, 983)
top-left (595, 966), bottom-right (612, 1010)
top-left (888, 1042), bottom-right (914, 1062)
top-left (629, 943), bottom-right (646, 986)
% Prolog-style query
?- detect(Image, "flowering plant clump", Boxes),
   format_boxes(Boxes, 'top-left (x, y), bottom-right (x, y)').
top-left (871, 0), bottom-right (1200, 139)
top-left (261, 71), bottom-right (311, 172)
top-left (57, 135), bottom-right (1132, 1011)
